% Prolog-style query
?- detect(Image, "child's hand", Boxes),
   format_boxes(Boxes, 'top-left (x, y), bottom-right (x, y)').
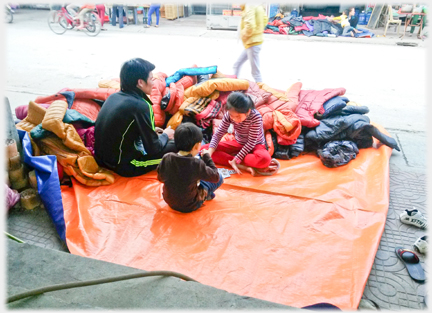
top-left (201, 149), bottom-right (209, 156)
top-left (163, 126), bottom-right (175, 139)
top-left (155, 127), bottom-right (164, 135)
top-left (207, 147), bottom-right (215, 156)
top-left (228, 159), bottom-right (243, 175)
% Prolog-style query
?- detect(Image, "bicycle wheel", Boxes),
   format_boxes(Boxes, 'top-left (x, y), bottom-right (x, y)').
top-left (47, 10), bottom-right (67, 35)
top-left (84, 12), bottom-right (101, 37)
top-left (5, 10), bottom-right (13, 23)
top-left (60, 16), bottom-right (74, 30)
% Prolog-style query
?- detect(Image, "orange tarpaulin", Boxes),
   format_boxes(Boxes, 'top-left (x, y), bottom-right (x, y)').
top-left (61, 135), bottom-right (392, 310)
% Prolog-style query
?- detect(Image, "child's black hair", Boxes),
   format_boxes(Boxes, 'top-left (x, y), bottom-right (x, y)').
top-left (226, 92), bottom-right (255, 113)
top-left (174, 122), bottom-right (203, 152)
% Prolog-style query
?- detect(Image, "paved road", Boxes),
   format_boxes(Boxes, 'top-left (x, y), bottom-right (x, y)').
top-left (4, 9), bottom-right (427, 171)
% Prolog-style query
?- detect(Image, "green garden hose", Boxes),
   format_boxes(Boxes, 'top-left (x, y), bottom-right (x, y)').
top-left (5, 232), bottom-right (25, 243)
top-left (7, 270), bottom-right (198, 303)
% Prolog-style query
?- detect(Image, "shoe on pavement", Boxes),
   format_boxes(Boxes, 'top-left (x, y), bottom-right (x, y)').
top-left (144, 24), bottom-right (150, 28)
top-left (400, 207), bottom-right (427, 229)
top-left (414, 235), bottom-right (428, 254)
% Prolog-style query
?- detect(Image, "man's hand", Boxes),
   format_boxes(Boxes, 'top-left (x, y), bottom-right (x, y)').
top-left (228, 159), bottom-right (243, 175)
top-left (155, 127), bottom-right (164, 135)
top-left (163, 126), bottom-right (175, 140)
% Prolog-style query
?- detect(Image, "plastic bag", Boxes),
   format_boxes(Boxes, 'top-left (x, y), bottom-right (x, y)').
top-left (5, 183), bottom-right (20, 210)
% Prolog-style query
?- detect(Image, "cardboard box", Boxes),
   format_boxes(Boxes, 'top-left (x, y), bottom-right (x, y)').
top-left (232, 10), bottom-right (242, 16)
top-left (223, 9), bottom-right (232, 16)
top-left (165, 4), bottom-right (184, 20)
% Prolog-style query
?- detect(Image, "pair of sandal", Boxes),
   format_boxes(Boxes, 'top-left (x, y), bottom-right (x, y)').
top-left (395, 246), bottom-right (426, 283)
top-left (400, 207), bottom-right (427, 253)
top-left (399, 207), bottom-right (428, 254)
top-left (399, 208), bottom-right (428, 253)
top-left (396, 208), bottom-right (427, 283)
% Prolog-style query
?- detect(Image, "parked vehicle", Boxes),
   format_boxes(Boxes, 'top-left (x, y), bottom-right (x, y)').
top-left (5, 4), bottom-right (13, 23)
top-left (47, 5), bottom-right (101, 36)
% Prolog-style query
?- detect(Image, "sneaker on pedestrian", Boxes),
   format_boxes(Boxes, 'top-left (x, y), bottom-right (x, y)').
top-left (400, 207), bottom-right (427, 229)
top-left (144, 24), bottom-right (150, 28)
top-left (414, 235), bottom-right (428, 254)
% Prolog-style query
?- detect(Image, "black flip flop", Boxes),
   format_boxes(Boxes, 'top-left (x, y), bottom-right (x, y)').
top-left (395, 247), bottom-right (426, 283)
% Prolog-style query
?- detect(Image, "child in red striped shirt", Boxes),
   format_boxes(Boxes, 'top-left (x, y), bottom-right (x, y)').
top-left (202, 92), bottom-right (277, 175)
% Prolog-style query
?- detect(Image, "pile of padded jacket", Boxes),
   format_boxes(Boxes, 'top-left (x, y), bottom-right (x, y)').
top-left (97, 65), bottom-right (400, 168)
top-left (264, 13), bottom-right (375, 38)
top-left (14, 65), bottom-right (399, 182)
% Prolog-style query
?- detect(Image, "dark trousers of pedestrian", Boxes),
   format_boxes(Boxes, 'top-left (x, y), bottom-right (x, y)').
top-left (147, 4), bottom-right (160, 26)
top-left (111, 4), bottom-right (124, 28)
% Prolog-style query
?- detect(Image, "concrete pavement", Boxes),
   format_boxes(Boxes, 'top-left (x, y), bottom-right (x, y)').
top-left (4, 8), bottom-right (428, 310)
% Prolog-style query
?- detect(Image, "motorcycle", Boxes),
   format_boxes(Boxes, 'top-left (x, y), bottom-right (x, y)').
top-left (5, 4), bottom-right (13, 23)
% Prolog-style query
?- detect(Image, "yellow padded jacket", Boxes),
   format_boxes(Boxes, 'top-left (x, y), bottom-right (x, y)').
top-left (240, 4), bottom-right (268, 49)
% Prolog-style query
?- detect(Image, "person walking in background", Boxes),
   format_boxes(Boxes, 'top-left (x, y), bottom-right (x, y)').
top-left (66, 3), bottom-right (81, 16)
top-left (96, 4), bottom-right (107, 30)
top-left (73, 4), bottom-right (96, 30)
top-left (144, 3), bottom-right (160, 28)
top-left (233, 4), bottom-right (268, 83)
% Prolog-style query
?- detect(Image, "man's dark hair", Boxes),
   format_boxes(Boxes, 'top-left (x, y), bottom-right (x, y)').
top-left (226, 92), bottom-right (255, 113)
top-left (174, 122), bottom-right (203, 152)
top-left (120, 58), bottom-right (155, 93)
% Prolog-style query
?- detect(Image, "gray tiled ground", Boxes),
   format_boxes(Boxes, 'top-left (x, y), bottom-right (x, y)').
top-left (6, 164), bottom-right (427, 310)
top-left (362, 166), bottom-right (427, 310)
top-left (7, 205), bottom-right (68, 252)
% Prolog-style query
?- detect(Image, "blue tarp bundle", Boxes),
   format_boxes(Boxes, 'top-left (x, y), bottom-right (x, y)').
top-left (18, 129), bottom-right (66, 242)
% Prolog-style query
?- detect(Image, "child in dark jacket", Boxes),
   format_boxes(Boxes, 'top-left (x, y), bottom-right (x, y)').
top-left (157, 123), bottom-right (223, 213)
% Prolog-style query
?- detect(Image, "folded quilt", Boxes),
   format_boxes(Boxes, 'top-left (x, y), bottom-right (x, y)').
top-left (18, 100), bottom-right (115, 186)
top-left (196, 100), bottom-right (222, 129)
top-left (31, 108), bottom-right (95, 140)
top-left (184, 78), bottom-right (249, 99)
